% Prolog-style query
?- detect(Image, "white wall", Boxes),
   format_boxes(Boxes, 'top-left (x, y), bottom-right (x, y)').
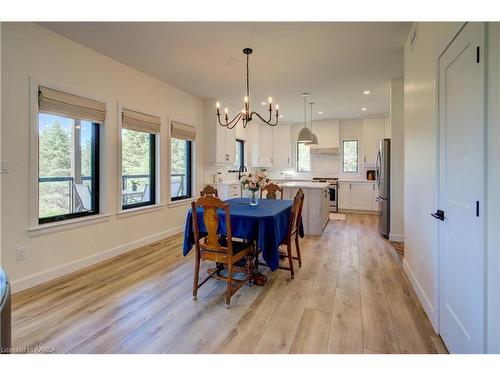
top-left (403, 22), bottom-right (500, 353)
top-left (486, 22), bottom-right (500, 354)
top-left (0, 23), bottom-right (205, 291)
top-left (389, 78), bottom-right (404, 242)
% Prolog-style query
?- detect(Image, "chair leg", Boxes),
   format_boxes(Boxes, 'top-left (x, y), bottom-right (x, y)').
top-left (295, 236), bottom-right (302, 268)
top-left (192, 252), bottom-right (200, 300)
top-left (286, 242), bottom-right (295, 279)
top-left (225, 262), bottom-right (233, 308)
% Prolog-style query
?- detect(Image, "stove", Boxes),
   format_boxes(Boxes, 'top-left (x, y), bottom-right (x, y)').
top-left (312, 178), bottom-right (339, 212)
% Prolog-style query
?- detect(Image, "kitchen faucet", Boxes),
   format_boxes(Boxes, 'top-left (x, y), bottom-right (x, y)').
top-left (238, 165), bottom-right (248, 180)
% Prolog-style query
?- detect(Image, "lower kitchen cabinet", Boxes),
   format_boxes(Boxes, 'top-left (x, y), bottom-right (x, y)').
top-left (338, 181), bottom-right (380, 212)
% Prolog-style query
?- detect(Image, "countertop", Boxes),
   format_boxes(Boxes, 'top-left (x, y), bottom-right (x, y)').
top-left (279, 181), bottom-right (330, 189)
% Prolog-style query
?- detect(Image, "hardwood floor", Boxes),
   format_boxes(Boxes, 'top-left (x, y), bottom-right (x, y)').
top-left (11, 214), bottom-right (446, 354)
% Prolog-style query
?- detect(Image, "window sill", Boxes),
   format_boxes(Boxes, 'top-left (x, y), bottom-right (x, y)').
top-left (28, 213), bottom-right (112, 236)
top-left (116, 203), bottom-right (165, 218)
top-left (167, 198), bottom-right (196, 208)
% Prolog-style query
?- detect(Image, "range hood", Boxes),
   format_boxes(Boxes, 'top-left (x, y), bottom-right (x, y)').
top-left (309, 146), bottom-right (340, 154)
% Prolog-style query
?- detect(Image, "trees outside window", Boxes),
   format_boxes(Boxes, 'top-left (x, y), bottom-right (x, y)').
top-left (297, 142), bottom-right (311, 172)
top-left (38, 113), bottom-right (99, 223)
top-left (171, 138), bottom-right (192, 200)
top-left (121, 129), bottom-right (156, 209)
top-left (343, 140), bottom-right (359, 173)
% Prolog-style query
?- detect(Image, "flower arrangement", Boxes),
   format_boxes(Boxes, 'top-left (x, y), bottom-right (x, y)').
top-left (240, 171), bottom-right (269, 192)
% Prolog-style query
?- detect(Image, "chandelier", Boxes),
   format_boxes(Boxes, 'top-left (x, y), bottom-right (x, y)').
top-left (216, 48), bottom-right (279, 129)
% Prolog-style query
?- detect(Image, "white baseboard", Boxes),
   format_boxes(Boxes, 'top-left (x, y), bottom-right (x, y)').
top-left (403, 258), bottom-right (438, 333)
top-left (389, 233), bottom-right (404, 242)
top-left (11, 225), bottom-right (184, 293)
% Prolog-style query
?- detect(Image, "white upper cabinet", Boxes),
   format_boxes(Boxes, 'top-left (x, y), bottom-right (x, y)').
top-left (272, 124), bottom-right (292, 169)
top-left (259, 124), bottom-right (274, 167)
top-left (362, 118), bottom-right (385, 166)
top-left (248, 122), bottom-right (290, 168)
top-left (204, 98), bottom-right (236, 165)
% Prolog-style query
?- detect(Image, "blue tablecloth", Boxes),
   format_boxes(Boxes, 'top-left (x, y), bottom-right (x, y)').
top-left (182, 198), bottom-right (304, 271)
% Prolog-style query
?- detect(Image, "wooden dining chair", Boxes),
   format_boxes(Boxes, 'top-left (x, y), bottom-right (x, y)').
top-left (260, 182), bottom-right (283, 200)
top-left (257, 188), bottom-right (305, 279)
top-left (200, 184), bottom-right (218, 197)
top-left (191, 195), bottom-right (253, 308)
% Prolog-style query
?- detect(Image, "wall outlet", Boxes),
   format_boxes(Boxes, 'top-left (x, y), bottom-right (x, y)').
top-left (16, 247), bottom-right (27, 261)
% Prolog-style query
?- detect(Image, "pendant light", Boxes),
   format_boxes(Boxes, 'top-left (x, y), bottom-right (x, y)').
top-left (308, 102), bottom-right (319, 146)
top-left (297, 93), bottom-right (313, 143)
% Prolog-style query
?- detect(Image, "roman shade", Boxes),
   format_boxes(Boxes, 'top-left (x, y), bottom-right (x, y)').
top-left (171, 121), bottom-right (196, 140)
top-left (38, 86), bottom-right (106, 123)
top-left (122, 109), bottom-right (161, 134)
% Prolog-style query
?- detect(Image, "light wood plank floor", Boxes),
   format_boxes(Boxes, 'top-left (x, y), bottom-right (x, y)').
top-left (11, 214), bottom-right (447, 354)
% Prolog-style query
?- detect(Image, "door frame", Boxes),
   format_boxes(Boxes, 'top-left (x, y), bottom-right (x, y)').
top-left (435, 22), bottom-right (487, 349)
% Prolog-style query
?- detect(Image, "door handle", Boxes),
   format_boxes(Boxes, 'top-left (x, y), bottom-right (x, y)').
top-left (375, 196), bottom-right (384, 203)
top-left (431, 210), bottom-right (445, 221)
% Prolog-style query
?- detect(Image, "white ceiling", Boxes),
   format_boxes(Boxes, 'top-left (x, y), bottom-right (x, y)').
top-left (40, 22), bottom-right (410, 122)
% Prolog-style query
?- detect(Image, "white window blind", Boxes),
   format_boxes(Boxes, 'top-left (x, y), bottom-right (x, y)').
top-left (122, 109), bottom-right (161, 134)
top-left (171, 121), bottom-right (196, 140)
top-left (38, 86), bottom-right (106, 123)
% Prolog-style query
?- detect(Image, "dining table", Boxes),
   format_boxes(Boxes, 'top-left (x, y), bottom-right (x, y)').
top-left (182, 197), bottom-right (304, 285)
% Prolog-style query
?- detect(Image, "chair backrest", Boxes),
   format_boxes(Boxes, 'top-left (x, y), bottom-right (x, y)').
top-left (286, 188), bottom-right (305, 241)
top-left (260, 182), bottom-right (283, 199)
top-left (73, 184), bottom-right (92, 212)
top-left (200, 184), bottom-right (219, 197)
top-left (142, 184), bottom-right (150, 202)
top-left (191, 195), bottom-right (235, 258)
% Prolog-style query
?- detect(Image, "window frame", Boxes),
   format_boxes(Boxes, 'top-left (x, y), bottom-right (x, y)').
top-left (235, 139), bottom-right (245, 169)
top-left (37, 116), bottom-right (101, 225)
top-left (170, 138), bottom-right (193, 202)
top-left (121, 131), bottom-right (157, 210)
top-left (296, 142), bottom-right (311, 173)
top-left (342, 139), bottom-right (359, 173)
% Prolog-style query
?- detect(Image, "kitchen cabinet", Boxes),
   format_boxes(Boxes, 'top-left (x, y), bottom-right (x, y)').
top-left (272, 125), bottom-right (292, 169)
top-left (362, 118), bottom-right (385, 166)
top-left (203, 182), bottom-right (241, 201)
top-left (259, 124), bottom-right (274, 167)
top-left (338, 181), bottom-right (380, 212)
top-left (338, 182), bottom-right (350, 210)
top-left (282, 184), bottom-right (329, 235)
top-left (203, 99), bottom-right (236, 165)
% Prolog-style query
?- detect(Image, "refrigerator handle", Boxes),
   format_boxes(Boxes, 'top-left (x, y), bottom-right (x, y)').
top-left (375, 150), bottom-right (382, 189)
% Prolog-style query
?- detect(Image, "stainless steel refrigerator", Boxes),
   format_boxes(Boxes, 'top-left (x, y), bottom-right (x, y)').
top-left (376, 139), bottom-right (390, 238)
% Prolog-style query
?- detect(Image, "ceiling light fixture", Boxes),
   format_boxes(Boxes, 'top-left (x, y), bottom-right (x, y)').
top-left (363, 90), bottom-right (371, 95)
top-left (318, 111), bottom-right (323, 115)
top-left (297, 93), bottom-right (313, 143)
top-left (308, 102), bottom-right (319, 146)
top-left (216, 48), bottom-right (279, 129)
top-left (362, 107), bottom-right (367, 111)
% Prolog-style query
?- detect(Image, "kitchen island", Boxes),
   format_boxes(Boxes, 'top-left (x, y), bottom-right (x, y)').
top-left (276, 181), bottom-right (330, 235)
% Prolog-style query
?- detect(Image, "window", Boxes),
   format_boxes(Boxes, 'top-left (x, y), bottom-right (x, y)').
top-left (38, 114), bottom-right (100, 224)
top-left (170, 138), bottom-right (192, 201)
top-left (121, 129), bottom-right (156, 209)
top-left (342, 140), bottom-right (359, 173)
top-left (234, 139), bottom-right (244, 169)
top-left (297, 142), bottom-right (311, 172)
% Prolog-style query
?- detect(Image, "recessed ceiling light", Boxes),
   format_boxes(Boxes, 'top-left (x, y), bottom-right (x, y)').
top-left (279, 114), bottom-right (284, 118)
top-left (318, 111), bottom-right (323, 115)
top-left (363, 90), bottom-right (370, 95)
top-left (362, 107), bottom-right (367, 111)
top-left (261, 102), bottom-right (266, 106)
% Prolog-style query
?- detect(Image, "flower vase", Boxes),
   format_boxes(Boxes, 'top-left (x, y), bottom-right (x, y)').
top-left (249, 190), bottom-right (259, 206)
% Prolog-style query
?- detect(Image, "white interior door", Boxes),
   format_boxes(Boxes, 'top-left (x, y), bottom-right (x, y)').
top-left (437, 22), bottom-right (485, 353)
